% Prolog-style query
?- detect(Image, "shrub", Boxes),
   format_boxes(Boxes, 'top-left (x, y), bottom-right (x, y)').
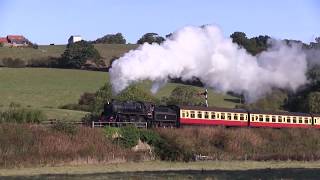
top-left (27, 57), bottom-right (59, 67)
top-left (103, 126), bottom-right (140, 148)
top-left (118, 126), bottom-right (140, 148)
top-left (2, 57), bottom-right (26, 68)
top-left (139, 129), bottom-right (161, 145)
top-left (0, 103), bottom-right (46, 123)
top-left (103, 126), bottom-right (121, 138)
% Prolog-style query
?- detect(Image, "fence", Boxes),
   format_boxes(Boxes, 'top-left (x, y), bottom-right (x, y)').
top-left (92, 121), bottom-right (148, 129)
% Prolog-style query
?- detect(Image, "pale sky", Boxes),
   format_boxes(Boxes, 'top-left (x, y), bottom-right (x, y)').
top-left (0, 0), bottom-right (319, 45)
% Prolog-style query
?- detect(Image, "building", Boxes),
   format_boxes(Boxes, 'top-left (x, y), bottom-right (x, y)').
top-left (68, 35), bottom-right (82, 44)
top-left (0, 35), bottom-right (29, 47)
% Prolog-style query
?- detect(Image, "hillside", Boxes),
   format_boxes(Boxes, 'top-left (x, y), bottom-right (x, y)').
top-left (0, 44), bottom-right (138, 66)
top-left (0, 68), bottom-right (240, 121)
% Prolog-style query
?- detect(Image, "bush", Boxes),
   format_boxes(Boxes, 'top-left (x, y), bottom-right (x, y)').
top-left (139, 129), bottom-right (161, 145)
top-left (27, 57), bottom-right (59, 67)
top-left (51, 121), bottom-right (78, 135)
top-left (2, 57), bottom-right (26, 68)
top-left (118, 126), bottom-right (140, 148)
top-left (103, 126), bottom-right (140, 148)
top-left (0, 103), bottom-right (46, 123)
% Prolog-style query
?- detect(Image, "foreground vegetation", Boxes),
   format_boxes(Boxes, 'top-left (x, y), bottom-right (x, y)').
top-left (2, 124), bottom-right (320, 169)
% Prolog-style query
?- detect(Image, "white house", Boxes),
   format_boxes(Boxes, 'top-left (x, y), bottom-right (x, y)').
top-left (68, 35), bottom-right (82, 44)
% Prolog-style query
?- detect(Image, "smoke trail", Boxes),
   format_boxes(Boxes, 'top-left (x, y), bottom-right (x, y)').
top-left (109, 25), bottom-right (307, 102)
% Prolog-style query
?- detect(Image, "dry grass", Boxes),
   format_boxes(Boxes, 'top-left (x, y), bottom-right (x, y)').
top-left (157, 127), bottom-right (320, 161)
top-left (0, 124), bottom-right (137, 168)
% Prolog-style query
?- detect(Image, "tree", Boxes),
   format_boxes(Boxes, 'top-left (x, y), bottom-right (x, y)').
top-left (59, 40), bottom-right (101, 68)
top-left (316, 37), bottom-right (320, 43)
top-left (167, 86), bottom-right (202, 106)
top-left (230, 32), bottom-right (248, 47)
top-left (306, 92), bottom-right (320, 113)
top-left (94, 33), bottom-right (126, 44)
top-left (115, 84), bottom-right (158, 103)
top-left (307, 65), bottom-right (320, 87)
top-left (230, 32), bottom-right (270, 55)
top-left (137, 33), bottom-right (165, 44)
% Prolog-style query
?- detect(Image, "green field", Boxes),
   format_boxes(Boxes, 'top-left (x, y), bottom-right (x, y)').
top-left (0, 67), bottom-right (239, 121)
top-left (0, 44), bottom-right (137, 65)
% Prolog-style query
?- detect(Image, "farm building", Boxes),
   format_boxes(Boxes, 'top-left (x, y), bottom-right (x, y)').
top-left (0, 35), bottom-right (29, 47)
top-left (68, 35), bottom-right (82, 44)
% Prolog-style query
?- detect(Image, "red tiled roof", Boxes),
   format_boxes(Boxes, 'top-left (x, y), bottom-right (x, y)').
top-left (7, 35), bottom-right (25, 40)
top-left (0, 37), bottom-right (8, 43)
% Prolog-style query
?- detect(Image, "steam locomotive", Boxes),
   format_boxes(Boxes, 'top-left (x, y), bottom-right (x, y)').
top-left (100, 100), bottom-right (320, 129)
top-left (100, 100), bottom-right (179, 128)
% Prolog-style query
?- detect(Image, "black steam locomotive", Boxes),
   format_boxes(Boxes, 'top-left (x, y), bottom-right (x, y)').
top-left (100, 100), bottom-right (179, 128)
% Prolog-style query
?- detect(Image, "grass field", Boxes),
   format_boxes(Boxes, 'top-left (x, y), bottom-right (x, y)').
top-left (0, 67), bottom-right (239, 121)
top-left (0, 44), bottom-right (138, 66)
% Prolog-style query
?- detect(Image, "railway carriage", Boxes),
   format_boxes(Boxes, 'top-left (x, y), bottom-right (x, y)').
top-left (312, 114), bottom-right (320, 128)
top-left (179, 106), bottom-right (248, 127)
top-left (249, 111), bottom-right (313, 128)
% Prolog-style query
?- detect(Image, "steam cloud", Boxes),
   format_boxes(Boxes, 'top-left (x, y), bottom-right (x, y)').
top-left (110, 25), bottom-right (308, 102)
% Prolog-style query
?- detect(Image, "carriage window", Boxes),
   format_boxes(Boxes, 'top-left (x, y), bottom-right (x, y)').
top-left (227, 113), bottom-right (232, 120)
top-left (190, 111), bottom-right (195, 118)
top-left (304, 118), bottom-right (308, 124)
top-left (251, 116), bottom-right (255, 121)
top-left (197, 111), bottom-right (202, 118)
top-left (299, 117), bottom-right (302, 123)
top-left (259, 115), bottom-right (263, 122)
top-left (204, 112), bottom-right (209, 119)
top-left (182, 112), bottom-right (185, 118)
top-left (278, 116), bottom-right (282, 122)
top-left (221, 113), bottom-right (225, 120)
top-left (211, 112), bottom-right (216, 119)
top-left (272, 116), bottom-right (276, 122)
top-left (256, 116), bottom-right (259, 121)
top-left (266, 116), bottom-right (270, 122)
top-left (293, 117), bottom-right (296, 123)
top-left (234, 114), bottom-right (238, 120)
top-left (186, 112), bottom-right (189, 117)
top-left (240, 114), bottom-right (244, 120)
top-left (245, 115), bottom-right (248, 120)
top-left (287, 117), bottom-right (291, 123)
top-left (315, 119), bottom-right (317, 124)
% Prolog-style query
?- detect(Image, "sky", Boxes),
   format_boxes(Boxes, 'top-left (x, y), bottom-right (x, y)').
top-left (0, 0), bottom-right (319, 45)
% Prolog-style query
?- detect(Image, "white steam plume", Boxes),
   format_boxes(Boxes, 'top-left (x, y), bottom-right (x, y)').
top-left (110, 25), bottom-right (307, 102)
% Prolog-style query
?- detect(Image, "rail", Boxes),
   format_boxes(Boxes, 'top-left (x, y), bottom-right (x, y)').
top-left (92, 121), bottom-right (148, 128)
